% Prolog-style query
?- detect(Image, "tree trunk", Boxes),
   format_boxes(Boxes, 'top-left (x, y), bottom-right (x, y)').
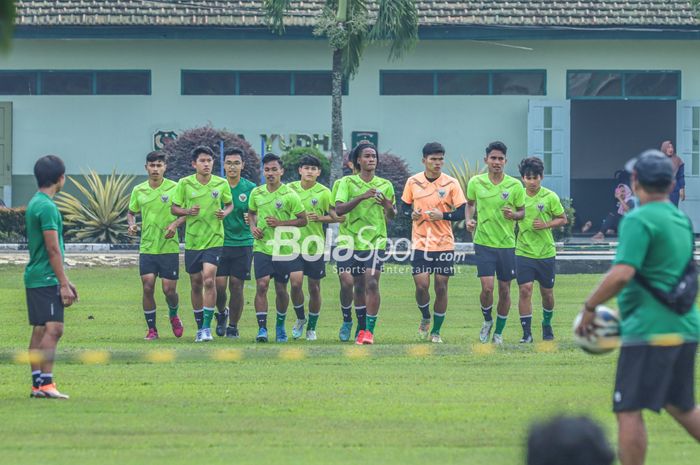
top-left (330, 46), bottom-right (344, 185)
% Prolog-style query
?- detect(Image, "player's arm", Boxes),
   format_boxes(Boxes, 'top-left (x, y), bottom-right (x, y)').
top-left (127, 210), bottom-right (139, 236)
top-left (308, 211), bottom-right (336, 224)
top-left (533, 212), bottom-right (567, 230)
top-left (266, 212), bottom-right (308, 228)
top-left (503, 205), bottom-right (525, 221)
top-left (335, 189), bottom-right (376, 216)
top-left (426, 203), bottom-right (466, 222)
top-left (42, 229), bottom-right (77, 307)
top-left (171, 203), bottom-right (198, 217)
top-left (465, 200), bottom-right (477, 232)
top-left (248, 209), bottom-right (263, 239)
top-left (164, 215), bottom-right (186, 239)
top-left (216, 202), bottom-right (233, 220)
top-left (575, 264), bottom-right (635, 336)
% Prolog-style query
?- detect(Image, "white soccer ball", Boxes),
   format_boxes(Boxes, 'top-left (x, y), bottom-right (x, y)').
top-left (572, 305), bottom-right (621, 355)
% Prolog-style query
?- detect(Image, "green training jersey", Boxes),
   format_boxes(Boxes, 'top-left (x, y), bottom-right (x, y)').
top-left (224, 177), bottom-right (256, 247)
top-left (288, 181), bottom-right (332, 256)
top-left (172, 174), bottom-right (232, 251)
top-left (334, 174), bottom-right (395, 251)
top-left (331, 177), bottom-right (351, 240)
top-left (24, 192), bottom-right (64, 288)
top-left (248, 183), bottom-right (304, 256)
top-left (516, 187), bottom-right (565, 259)
top-left (128, 179), bottom-right (180, 255)
top-left (613, 202), bottom-right (699, 343)
top-left (466, 173), bottom-right (525, 249)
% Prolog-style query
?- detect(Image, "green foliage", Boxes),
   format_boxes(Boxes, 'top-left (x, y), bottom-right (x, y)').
top-left (375, 152), bottom-right (412, 238)
top-left (281, 147), bottom-right (331, 186)
top-left (0, 0), bottom-right (15, 52)
top-left (447, 159), bottom-right (483, 237)
top-left (0, 206), bottom-right (26, 242)
top-left (553, 197), bottom-right (576, 241)
top-left (55, 170), bottom-right (135, 244)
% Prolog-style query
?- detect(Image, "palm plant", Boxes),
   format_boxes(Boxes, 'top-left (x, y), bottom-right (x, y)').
top-left (55, 170), bottom-right (135, 243)
top-left (0, 0), bottom-right (15, 51)
top-left (447, 159), bottom-right (483, 231)
top-left (264, 0), bottom-right (418, 183)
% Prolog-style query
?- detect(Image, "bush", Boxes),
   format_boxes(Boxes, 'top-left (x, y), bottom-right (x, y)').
top-left (162, 125), bottom-right (261, 182)
top-left (0, 207), bottom-right (26, 242)
top-left (281, 147), bottom-right (331, 186)
top-left (553, 197), bottom-right (576, 241)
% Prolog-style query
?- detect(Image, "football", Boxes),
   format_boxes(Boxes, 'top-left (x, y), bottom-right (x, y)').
top-left (572, 306), bottom-right (621, 355)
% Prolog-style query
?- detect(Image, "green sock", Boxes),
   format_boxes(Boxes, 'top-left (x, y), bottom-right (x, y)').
top-left (366, 315), bottom-right (378, 334)
top-left (202, 307), bottom-right (214, 329)
top-left (432, 312), bottom-right (445, 334)
top-left (276, 311), bottom-right (286, 328)
top-left (307, 312), bottom-right (319, 331)
top-left (494, 315), bottom-right (507, 335)
top-left (168, 304), bottom-right (179, 318)
top-left (542, 308), bottom-right (553, 326)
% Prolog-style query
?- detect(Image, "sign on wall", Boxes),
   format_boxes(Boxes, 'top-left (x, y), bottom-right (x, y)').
top-left (154, 130), bottom-right (178, 150)
top-left (351, 131), bottom-right (379, 151)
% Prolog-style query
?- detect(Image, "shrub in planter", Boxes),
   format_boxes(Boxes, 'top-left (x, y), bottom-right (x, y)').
top-left (281, 147), bottom-right (331, 186)
top-left (0, 206), bottom-right (26, 242)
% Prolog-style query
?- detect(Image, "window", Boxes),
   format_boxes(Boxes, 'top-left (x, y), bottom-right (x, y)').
top-left (381, 70), bottom-right (546, 96)
top-left (181, 71), bottom-right (345, 96)
top-left (567, 70), bottom-right (680, 99)
top-left (182, 71), bottom-right (235, 95)
top-left (0, 70), bottom-right (151, 95)
top-left (239, 72), bottom-right (291, 96)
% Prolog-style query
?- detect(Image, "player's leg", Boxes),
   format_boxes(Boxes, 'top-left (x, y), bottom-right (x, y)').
top-left (254, 275), bottom-right (271, 342)
top-left (666, 405), bottom-right (700, 441)
top-left (361, 251), bottom-right (385, 345)
top-left (515, 255), bottom-right (534, 343)
top-left (199, 261), bottom-right (218, 341)
top-left (225, 276), bottom-right (244, 338)
top-left (475, 245), bottom-right (497, 343)
top-left (616, 411), bottom-right (647, 465)
top-left (161, 278), bottom-right (183, 338)
top-left (273, 271), bottom-right (301, 343)
top-left (538, 257), bottom-right (557, 341)
top-left (305, 277), bottom-right (321, 340)
top-left (141, 273), bottom-right (159, 340)
top-left (430, 273), bottom-right (449, 343)
top-left (492, 248), bottom-right (516, 344)
top-left (290, 263), bottom-right (306, 340)
top-left (336, 249), bottom-right (355, 341)
top-left (38, 321), bottom-right (68, 399)
top-left (664, 342), bottom-right (700, 440)
top-left (28, 325), bottom-right (45, 397)
top-left (413, 271), bottom-right (432, 339)
top-left (185, 250), bottom-right (205, 340)
top-left (214, 275), bottom-right (229, 336)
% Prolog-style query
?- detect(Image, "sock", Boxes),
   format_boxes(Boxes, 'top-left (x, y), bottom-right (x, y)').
top-left (219, 307), bottom-right (228, 317)
top-left (193, 309), bottom-right (204, 330)
top-left (144, 309), bottom-right (156, 330)
top-left (294, 304), bottom-right (306, 321)
top-left (494, 314), bottom-right (507, 335)
top-left (256, 312), bottom-right (267, 329)
top-left (307, 312), bottom-right (320, 331)
top-left (32, 370), bottom-right (42, 388)
top-left (276, 311), bottom-right (286, 328)
top-left (366, 314), bottom-right (377, 334)
top-left (418, 302), bottom-right (431, 320)
top-left (202, 307), bottom-right (215, 329)
top-left (40, 373), bottom-right (53, 386)
top-left (481, 305), bottom-right (493, 322)
top-left (542, 308), bottom-right (554, 326)
top-left (432, 312), bottom-right (445, 334)
top-left (355, 306), bottom-right (367, 330)
top-left (341, 305), bottom-right (353, 323)
top-left (520, 314), bottom-right (532, 335)
top-left (168, 304), bottom-right (179, 318)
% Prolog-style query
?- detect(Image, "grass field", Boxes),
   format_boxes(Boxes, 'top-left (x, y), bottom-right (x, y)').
top-left (0, 264), bottom-right (698, 465)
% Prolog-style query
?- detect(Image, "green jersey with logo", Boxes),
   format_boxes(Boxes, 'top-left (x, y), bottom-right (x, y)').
top-left (516, 187), bottom-right (564, 259)
top-left (24, 192), bottom-right (65, 288)
top-left (334, 174), bottom-right (395, 251)
top-left (614, 202), bottom-right (699, 343)
top-left (128, 179), bottom-right (180, 255)
top-left (289, 181), bottom-right (332, 256)
top-left (172, 174), bottom-right (232, 250)
top-left (466, 173), bottom-right (525, 248)
top-left (224, 177), bottom-right (256, 247)
top-left (248, 183), bottom-right (304, 256)
top-left (331, 177), bottom-right (351, 240)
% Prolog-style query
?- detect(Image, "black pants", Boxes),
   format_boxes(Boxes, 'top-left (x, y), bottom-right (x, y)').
top-left (598, 212), bottom-right (622, 235)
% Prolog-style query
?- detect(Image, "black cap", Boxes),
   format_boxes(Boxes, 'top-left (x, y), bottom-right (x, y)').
top-left (624, 149), bottom-right (674, 189)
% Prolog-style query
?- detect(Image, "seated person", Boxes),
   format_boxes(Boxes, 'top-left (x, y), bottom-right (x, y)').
top-left (581, 183), bottom-right (636, 240)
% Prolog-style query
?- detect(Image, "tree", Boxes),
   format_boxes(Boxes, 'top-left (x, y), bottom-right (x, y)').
top-left (0, 0), bottom-right (15, 51)
top-left (264, 0), bottom-right (418, 184)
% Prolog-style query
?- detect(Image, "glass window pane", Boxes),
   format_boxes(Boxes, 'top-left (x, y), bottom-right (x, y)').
top-left (544, 130), bottom-right (552, 153)
top-left (381, 72), bottom-right (433, 95)
top-left (182, 71), bottom-right (235, 95)
top-left (96, 71), bottom-right (150, 95)
top-left (693, 152), bottom-right (699, 176)
top-left (436, 72), bottom-right (488, 95)
top-left (492, 72), bottom-right (545, 95)
top-left (544, 153), bottom-right (552, 175)
top-left (294, 72), bottom-right (332, 96)
top-left (568, 72), bottom-right (622, 97)
top-left (0, 72), bottom-right (38, 95)
top-left (624, 72), bottom-right (678, 97)
top-left (693, 108), bottom-right (700, 130)
top-left (239, 72), bottom-right (291, 96)
top-left (41, 71), bottom-right (93, 95)
top-left (544, 107), bottom-right (552, 129)
top-left (693, 130), bottom-right (699, 153)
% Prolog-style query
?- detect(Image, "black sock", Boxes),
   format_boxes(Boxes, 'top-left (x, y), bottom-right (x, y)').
top-left (418, 302), bottom-right (431, 320)
top-left (256, 312), bottom-right (267, 329)
top-left (520, 315), bottom-right (532, 335)
top-left (341, 305), bottom-right (353, 323)
top-left (355, 306), bottom-right (367, 330)
top-left (144, 309), bottom-right (156, 330)
top-left (193, 309), bottom-right (204, 330)
top-left (481, 305), bottom-right (493, 322)
top-left (32, 370), bottom-right (42, 388)
top-left (228, 323), bottom-right (237, 329)
top-left (294, 304), bottom-right (306, 320)
top-left (40, 373), bottom-right (53, 386)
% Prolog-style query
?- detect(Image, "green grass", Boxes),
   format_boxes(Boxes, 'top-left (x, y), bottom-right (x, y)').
top-left (0, 265), bottom-right (698, 465)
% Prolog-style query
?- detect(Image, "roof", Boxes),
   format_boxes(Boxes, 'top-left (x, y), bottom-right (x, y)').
top-left (15, 1), bottom-right (700, 28)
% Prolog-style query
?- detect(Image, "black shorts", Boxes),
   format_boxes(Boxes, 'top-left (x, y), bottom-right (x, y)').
top-left (302, 256), bottom-right (327, 280)
top-left (253, 252), bottom-right (303, 283)
top-left (516, 255), bottom-right (555, 288)
top-left (474, 244), bottom-right (516, 281)
top-left (26, 285), bottom-right (64, 326)
top-left (216, 246), bottom-right (253, 280)
top-left (411, 250), bottom-right (455, 276)
top-left (139, 253), bottom-right (179, 280)
top-left (613, 343), bottom-right (697, 413)
top-left (184, 247), bottom-right (222, 274)
top-left (336, 249), bottom-right (387, 276)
